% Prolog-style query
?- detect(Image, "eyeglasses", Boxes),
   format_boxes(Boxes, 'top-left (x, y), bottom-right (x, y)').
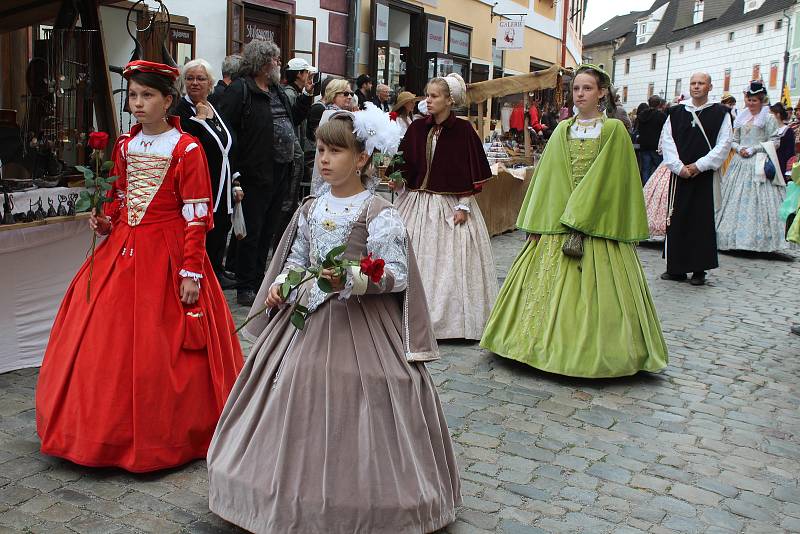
top-left (336, 92), bottom-right (355, 97)
top-left (185, 76), bottom-right (209, 83)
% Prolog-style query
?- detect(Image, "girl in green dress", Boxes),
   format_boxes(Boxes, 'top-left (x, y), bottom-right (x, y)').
top-left (480, 65), bottom-right (668, 378)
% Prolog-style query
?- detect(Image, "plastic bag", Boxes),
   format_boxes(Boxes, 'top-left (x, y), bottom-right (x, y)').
top-left (779, 181), bottom-right (800, 222)
top-left (231, 202), bottom-right (247, 239)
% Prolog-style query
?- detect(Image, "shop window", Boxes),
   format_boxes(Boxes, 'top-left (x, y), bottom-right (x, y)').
top-left (769, 62), bottom-right (779, 88)
top-left (724, 68), bottom-right (731, 91)
top-left (227, 0), bottom-right (245, 54)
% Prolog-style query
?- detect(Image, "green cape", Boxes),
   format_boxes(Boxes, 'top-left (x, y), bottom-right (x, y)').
top-left (516, 117), bottom-right (649, 243)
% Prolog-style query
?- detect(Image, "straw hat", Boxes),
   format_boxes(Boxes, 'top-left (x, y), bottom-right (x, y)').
top-left (392, 91), bottom-right (422, 112)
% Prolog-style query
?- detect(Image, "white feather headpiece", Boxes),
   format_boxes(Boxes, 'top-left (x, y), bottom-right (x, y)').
top-left (352, 102), bottom-right (404, 156)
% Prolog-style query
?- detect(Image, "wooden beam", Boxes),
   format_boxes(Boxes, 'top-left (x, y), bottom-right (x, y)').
top-left (78, 0), bottom-right (119, 146)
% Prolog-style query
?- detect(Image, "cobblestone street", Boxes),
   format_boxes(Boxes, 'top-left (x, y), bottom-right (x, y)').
top-left (1, 231), bottom-right (799, 534)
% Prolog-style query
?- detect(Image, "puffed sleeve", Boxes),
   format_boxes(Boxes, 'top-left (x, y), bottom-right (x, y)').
top-left (341, 206), bottom-right (408, 298)
top-left (177, 140), bottom-right (213, 280)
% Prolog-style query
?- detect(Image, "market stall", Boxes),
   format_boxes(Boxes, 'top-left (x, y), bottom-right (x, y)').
top-left (0, 0), bottom-right (119, 373)
top-left (465, 65), bottom-right (563, 236)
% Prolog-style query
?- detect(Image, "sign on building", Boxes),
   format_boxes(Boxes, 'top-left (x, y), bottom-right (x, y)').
top-left (496, 20), bottom-right (524, 50)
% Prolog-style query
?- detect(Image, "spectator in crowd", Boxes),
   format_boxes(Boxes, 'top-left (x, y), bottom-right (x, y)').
top-left (637, 95), bottom-right (668, 183)
top-left (770, 103), bottom-right (795, 177)
top-left (721, 94), bottom-right (737, 123)
top-left (354, 74), bottom-right (373, 110)
top-left (612, 94), bottom-right (633, 131)
top-left (210, 55), bottom-right (241, 104)
top-left (392, 91), bottom-right (422, 134)
top-left (283, 57), bottom-right (318, 236)
top-left (306, 77), bottom-right (355, 195)
top-left (176, 58), bottom-right (242, 289)
top-left (217, 40), bottom-right (312, 306)
top-left (373, 84), bottom-right (391, 112)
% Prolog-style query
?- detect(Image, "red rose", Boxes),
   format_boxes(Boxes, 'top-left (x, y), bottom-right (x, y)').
top-left (473, 182), bottom-right (483, 193)
top-left (88, 131), bottom-right (109, 150)
top-left (389, 111), bottom-right (398, 121)
top-left (359, 253), bottom-right (386, 283)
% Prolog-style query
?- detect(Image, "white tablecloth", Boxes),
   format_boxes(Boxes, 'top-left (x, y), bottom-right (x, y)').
top-left (0, 218), bottom-right (89, 374)
top-left (8, 186), bottom-right (86, 216)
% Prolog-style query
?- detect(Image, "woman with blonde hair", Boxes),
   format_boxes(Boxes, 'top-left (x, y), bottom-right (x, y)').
top-left (388, 73), bottom-right (497, 340)
top-left (307, 78), bottom-right (353, 140)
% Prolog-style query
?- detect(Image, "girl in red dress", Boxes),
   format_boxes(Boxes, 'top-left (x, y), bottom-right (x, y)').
top-left (35, 61), bottom-right (244, 472)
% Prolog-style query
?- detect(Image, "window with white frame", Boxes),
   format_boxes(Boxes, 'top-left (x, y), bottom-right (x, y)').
top-left (756, 24), bottom-right (764, 34)
top-left (650, 53), bottom-right (657, 70)
top-left (625, 58), bottom-right (630, 74)
top-left (776, 20), bottom-right (783, 31)
top-left (693, 0), bottom-right (704, 25)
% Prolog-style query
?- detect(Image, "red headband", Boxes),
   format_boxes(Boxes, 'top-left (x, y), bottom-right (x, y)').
top-left (123, 60), bottom-right (180, 81)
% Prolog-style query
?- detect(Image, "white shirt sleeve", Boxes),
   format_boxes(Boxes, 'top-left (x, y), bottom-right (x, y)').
top-left (695, 115), bottom-right (733, 173)
top-left (365, 206), bottom-right (408, 292)
top-left (660, 117), bottom-right (685, 175)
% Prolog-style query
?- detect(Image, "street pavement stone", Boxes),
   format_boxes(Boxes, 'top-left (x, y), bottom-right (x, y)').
top-left (1, 232), bottom-right (799, 532)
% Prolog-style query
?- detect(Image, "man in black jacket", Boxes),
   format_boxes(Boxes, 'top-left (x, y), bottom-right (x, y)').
top-left (355, 74), bottom-right (373, 110)
top-left (637, 95), bottom-right (667, 183)
top-left (218, 40), bottom-right (312, 306)
top-left (210, 54), bottom-right (241, 104)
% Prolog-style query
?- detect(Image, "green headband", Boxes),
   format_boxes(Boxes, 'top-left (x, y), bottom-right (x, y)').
top-left (576, 63), bottom-right (612, 87)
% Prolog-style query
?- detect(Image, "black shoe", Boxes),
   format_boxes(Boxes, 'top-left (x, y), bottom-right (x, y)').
top-left (791, 325), bottom-right (800, 336)
top-left (689, 272), bottom-right (706, 286)
top-left (660, 272), bottom-right (687, 281)
top-left (217, 273), bottom-right (238, 290)
top-left (236, 289), bottom-right (256, 307)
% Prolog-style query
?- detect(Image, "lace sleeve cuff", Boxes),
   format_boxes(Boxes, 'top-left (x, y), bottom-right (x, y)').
top-left (339, 266), bottom-right (368, 300)
top-left (179, 269), bottom-right (203, 289)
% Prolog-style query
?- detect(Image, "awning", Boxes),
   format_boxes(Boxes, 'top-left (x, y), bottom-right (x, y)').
top-left (466, 64), bottom-right (561, 105)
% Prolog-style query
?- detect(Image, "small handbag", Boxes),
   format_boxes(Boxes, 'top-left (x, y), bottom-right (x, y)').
top-left (562, 232), bottom-right (584, 258)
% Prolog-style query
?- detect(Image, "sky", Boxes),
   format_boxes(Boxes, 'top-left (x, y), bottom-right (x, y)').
top-left (583, 0), bottom-right (656, 34)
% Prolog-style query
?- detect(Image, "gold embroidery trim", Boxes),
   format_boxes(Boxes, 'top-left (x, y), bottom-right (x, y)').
top-left (183, 198), bottom-right (210, 203)
top-left (126, 151), bottom-right (172, 226)
top-left (186, 311), bottom-right (204, 318)
top-left (188, 221), bottom-right (207, 226)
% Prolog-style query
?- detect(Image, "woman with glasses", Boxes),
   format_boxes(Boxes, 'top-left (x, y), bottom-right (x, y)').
top-left (176, 59), bottom-right (243, 288)
top-left (307, 78), bottom-right (355, 194)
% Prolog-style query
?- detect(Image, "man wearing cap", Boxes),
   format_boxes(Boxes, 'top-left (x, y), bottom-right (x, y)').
top-left (355, 74), bottom-right (373, 110)
top-left (282, 57), bottom-right (317, 235)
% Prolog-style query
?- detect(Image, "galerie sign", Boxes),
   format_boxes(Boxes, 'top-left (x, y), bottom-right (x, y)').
top-left (496, 20), bottom-right (524, 50)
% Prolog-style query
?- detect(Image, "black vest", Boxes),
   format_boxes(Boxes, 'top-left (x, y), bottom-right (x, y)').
top-left (670, 103), bottom-right (728, 165)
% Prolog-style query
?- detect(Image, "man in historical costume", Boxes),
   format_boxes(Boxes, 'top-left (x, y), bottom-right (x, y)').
top-left (661, 72), bottom-right (732, 286)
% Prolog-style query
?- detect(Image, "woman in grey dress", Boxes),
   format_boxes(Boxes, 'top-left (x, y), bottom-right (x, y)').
top-left (716, 81), bottom-right (788, 252)
top-left (206, 110), bottom-right (461, 534)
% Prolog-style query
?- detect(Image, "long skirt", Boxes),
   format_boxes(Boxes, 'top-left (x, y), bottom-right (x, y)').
top-left (716, 154), bottom-right (789, 252)
top-left (480, 235), bottom-right (668, 378)
top-left (36, 218), bottom-right (243, 472)
top-left (207, 294), bottom-right (461, 534)
top-left (644, 164), bottom-right (671, 240)
top-left (395, 190), bottom-right (498, 339)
